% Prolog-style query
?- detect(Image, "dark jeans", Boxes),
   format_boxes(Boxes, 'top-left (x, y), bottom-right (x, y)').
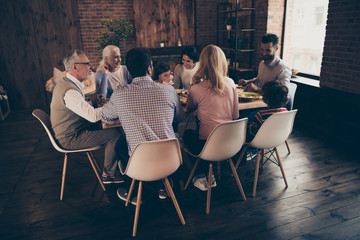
top-left (183, 129), bottom-right (209, 174)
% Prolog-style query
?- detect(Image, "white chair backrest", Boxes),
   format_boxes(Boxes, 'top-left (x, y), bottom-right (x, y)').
top-left (286, 82), bottom-right (297, 111)
top-left (249, 110), bottom-right (298, 149)
top-left (198, 118), bottom-right (248, 162)
top-left (32, 109), bottom-right (67, 153)
top-left (125, 138), bottom-right (182, 181)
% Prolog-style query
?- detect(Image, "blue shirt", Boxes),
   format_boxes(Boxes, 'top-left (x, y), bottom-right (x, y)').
top-left (101, 76), bottom-right (185, 155)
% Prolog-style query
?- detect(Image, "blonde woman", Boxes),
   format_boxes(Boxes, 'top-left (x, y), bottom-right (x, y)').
top-left (95, 45), bottom-right (132, 98)
top-left (184, 44), bottom-right (239, 191)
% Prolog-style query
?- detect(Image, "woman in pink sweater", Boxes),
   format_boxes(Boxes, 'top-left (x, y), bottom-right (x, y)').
top-left (183, 44), bottom-right (239, 191)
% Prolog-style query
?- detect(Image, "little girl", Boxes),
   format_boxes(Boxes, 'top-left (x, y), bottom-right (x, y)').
top-left (154, 63), bottom-right (174, 86)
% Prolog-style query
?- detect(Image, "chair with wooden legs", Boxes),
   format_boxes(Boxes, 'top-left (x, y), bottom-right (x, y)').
top-left (184, 118), bottom-right (248, 214)
top-left (120, 138), bottom-right (185, 237)
top-left (32, 109), bottom-right (105, 200)
top-left (235, 110), bottom-right (298, 197)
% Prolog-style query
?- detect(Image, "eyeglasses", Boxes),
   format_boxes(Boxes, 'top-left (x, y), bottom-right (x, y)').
top-left (74, 62), bottom-right (91, 66)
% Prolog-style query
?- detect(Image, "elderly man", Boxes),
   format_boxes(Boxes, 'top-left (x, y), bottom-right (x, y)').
top-left (101, 47), bottom-right (185, 202)
top-left (238, 33), bottom-right (291, 93)
top-left (50, 50), bottom-right (122, 184)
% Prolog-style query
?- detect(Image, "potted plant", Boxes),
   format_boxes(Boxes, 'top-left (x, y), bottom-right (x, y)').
top-left (97, 19), bottom-right (134, 57)
top-left (225, 17), bottom-right (235, 30)
top-left (159, 40), bottom-right (167, 47)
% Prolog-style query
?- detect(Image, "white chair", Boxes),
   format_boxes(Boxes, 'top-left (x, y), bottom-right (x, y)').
top-left (184, 118), bottom-right (248, 214)
top-left (121, 138), bottom-right (185, 237)
top-left (284, 82), bottom-right (297, 153)
top-left (32, 109), bottom-right (105, 200)
top-left (235, 110), bottom-right (298, 197)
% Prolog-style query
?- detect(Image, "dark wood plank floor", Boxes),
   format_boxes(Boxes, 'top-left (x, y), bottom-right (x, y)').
top-left (1, 110), bottom-right (359, 240)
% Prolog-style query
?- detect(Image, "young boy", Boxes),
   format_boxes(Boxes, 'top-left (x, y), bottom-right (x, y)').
top-left (247, 80), bottom-right (289, 142)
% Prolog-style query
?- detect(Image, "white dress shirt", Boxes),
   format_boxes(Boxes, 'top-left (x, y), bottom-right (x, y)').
top-left (63, 73), bottom-right (102, 122)
top-left (253, 56), bottom-right (291, 89)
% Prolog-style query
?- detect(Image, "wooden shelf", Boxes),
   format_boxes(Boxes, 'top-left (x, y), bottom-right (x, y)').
top-left (219, 29), bottom-right (255, 32)
top-left (219, 8), bottom-right (255, 14)
top-left (222, 47), bottom-right (255, 52)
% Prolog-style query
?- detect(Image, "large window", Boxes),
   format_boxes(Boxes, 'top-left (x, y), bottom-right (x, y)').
top-left (283, 0), bottom-right (329, 78)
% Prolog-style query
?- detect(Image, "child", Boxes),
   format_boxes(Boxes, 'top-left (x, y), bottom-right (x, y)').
top-left (154, 63), bottom-right (174, 86)
top-left (247, 80), bottom-right (289, 142)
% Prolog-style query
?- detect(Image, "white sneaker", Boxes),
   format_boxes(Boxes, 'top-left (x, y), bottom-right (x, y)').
top-left (192, 175), bottom-right (217, 191)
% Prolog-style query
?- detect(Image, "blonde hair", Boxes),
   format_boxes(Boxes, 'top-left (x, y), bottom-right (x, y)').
top-left (96, 45), bottom-right (120, 71)
top-left (192, 44), bottom-right (228, 94)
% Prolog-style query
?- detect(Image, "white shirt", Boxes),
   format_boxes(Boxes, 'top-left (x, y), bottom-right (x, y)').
top-left (254, 56), bottom-right (291, 89)
top-left (173, 62), bottom-right (200, 89)
top-left (107, 66), bottom-right (132, 90)
top-left (63, 73), bottom-right (102, 122)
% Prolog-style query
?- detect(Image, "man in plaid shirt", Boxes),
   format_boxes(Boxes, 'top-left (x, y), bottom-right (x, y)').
top-left (101, 48), bottom-right (185, 203)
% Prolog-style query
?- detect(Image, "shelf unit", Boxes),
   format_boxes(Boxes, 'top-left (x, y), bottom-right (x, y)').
top-left (217, 1), bottom-right (255, 81)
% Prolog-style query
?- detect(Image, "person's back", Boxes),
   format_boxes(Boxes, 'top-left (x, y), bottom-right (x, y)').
top-left (187, 76), bottom-right (238, 140)
top-left (101, 47), bottom-right (184, 155)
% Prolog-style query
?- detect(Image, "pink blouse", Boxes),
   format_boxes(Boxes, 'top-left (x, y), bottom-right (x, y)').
top-left (186, 77), bottom-right (239, 140)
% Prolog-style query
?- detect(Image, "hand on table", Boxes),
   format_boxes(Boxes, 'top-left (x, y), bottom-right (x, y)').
top-left (244, 83), bottom-right (261, 93)
top-left (238, 79), bottom-right (248, 86)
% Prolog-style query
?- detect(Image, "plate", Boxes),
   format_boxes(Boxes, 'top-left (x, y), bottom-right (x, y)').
top-left (238, 92), bottom-right (262, 101)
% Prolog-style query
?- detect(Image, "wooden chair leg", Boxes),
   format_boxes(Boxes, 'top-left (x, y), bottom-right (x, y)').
top-left (285, 140), bottom-right (291, 154)
top-left (132, 181), bottom-right (143, 237)
top-left (206, 164), bottom-right (213, 214)
top-left (260, 149), bottom-right (265, 171)
top-left (184, 159), bottom-right (200, 190)
top-left (86, 152), bottom-right (106, 191)
top-left (252, 150), bottom-right (261, 197)
top-left (275, 147), bottom-right (288, 187)
top-left (235, 145), bottom-right (248, 170)
top-left (60, 153), bottom-right (68, 200)
top-left (88, 151), bottom-right (101, 173)
top-left (228, 159), bottom-right (246, 201)
top-left (126, 178), bottom-right (136, 207)
top-left (164, 177), bottom-right (186, 225)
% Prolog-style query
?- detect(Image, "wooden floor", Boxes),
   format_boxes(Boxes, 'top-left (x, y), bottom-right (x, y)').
top-left (1, 110), bottom-right (360, 240)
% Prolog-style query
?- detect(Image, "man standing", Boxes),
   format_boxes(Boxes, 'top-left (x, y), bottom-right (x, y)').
top-left (50, 50), bottom-right (122, 184)
top-left (101, 47), bottom-right (185, 202)
top-left (238, 33), bottom-right (291, 93)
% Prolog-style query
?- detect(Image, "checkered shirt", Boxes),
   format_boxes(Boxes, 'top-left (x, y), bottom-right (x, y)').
top-left (101, 76), bottom-right (184, 155)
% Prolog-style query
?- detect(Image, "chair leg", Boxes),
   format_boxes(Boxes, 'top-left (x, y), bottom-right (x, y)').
top-left (132, 181), bottom-right (143, 237)
top-left (275, 147), bottom-right (288, 187)
top-left (184, 159), bottom-right (200, 190)
top-left (206, 164), bottom-right (213, 215)
top-left (235, 145), bottom-right (248, 170)
top-left (285, 140), bottom-right (291, 154)
top-left (126, 178), bottom-right (136, 207)
top-left (260, 149), bottom-right (265, 171)
top-left (88, 151), bottom-right (101, 173)
top-left (60, 153), bottom-right (68, 200)
top-left (252, 150), bottom-right (261, 197)
top-left (86, 152), bottom-right (106, 191)
top-left (164, 177), bottom-right (186, 225)
top-left (228, 159), bottom-right (246, 201)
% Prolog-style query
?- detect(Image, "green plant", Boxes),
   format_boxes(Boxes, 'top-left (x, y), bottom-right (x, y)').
top-left (159, 40), bottom-right (167, 43)
top-left (97, 19), bottom-right (134, 56)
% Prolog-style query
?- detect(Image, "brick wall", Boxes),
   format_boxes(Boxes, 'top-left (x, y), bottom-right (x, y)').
top-left (195, 0), bottom-right (225, 47)
top-left (320, 0), bottom-right (360, 94)
top-left (77, 0), bottom-right (135, 68)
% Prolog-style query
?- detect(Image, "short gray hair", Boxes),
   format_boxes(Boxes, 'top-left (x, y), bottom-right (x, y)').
top-left (63, 50), bottom-right (85, 72)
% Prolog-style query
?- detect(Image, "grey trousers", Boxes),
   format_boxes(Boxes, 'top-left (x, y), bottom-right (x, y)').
top-left (58, 128), bottom-right (121, 174)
